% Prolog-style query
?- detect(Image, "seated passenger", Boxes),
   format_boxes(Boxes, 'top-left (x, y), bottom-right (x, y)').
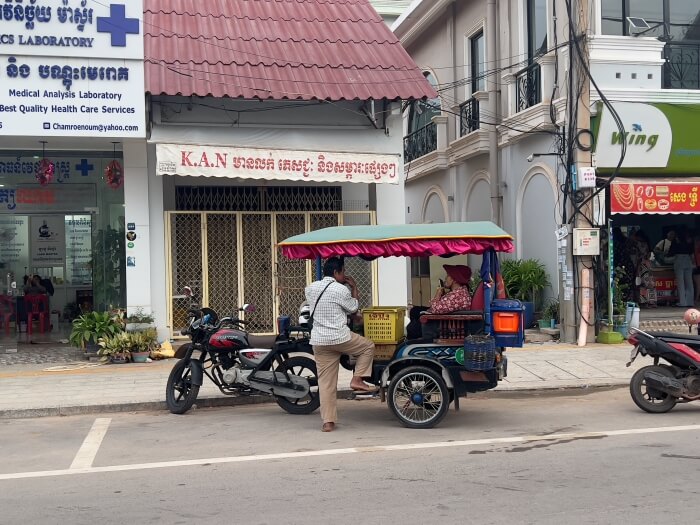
top-left (427, 264), bottom-right (473, 314)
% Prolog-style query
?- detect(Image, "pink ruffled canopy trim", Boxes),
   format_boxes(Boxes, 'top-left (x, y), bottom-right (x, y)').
top-left (281, 238), bottom-right (514, 259)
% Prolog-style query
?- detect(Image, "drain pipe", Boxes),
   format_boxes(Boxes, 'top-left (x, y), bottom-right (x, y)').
top-left (487, 0), bottom-right (501, 225)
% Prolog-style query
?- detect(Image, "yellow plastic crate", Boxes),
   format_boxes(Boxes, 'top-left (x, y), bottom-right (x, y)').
top-left (363, 307), bottom-right (406, 343)
top-left (373, 343), bottom-right (399, 361)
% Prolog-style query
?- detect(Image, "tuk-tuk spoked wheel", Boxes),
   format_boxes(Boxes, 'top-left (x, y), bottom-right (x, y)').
top-left (387, 365), bottom-right (450, 429)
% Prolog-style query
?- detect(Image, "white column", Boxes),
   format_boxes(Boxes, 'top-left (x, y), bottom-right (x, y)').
top-left (122, 141), bottom-right (154, 318)
top-left (147, 145), bottom-right (168, 342)
top-left (432, 115), bottom-right (449, 151)
top-left (375, 106), bottom-right (409, 308)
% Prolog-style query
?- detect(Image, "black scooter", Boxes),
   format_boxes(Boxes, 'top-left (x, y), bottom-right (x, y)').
top-left (627, 326), bottom-right (700, 413)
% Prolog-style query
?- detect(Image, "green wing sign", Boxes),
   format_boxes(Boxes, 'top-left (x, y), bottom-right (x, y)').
top-left (593, 102), bottom-right (700, 174)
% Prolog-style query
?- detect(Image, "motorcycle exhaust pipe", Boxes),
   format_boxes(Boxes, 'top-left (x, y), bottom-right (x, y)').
top-left (644, 370), bottom-right (684, 397)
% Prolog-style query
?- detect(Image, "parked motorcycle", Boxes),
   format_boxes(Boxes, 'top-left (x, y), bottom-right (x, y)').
top-left (627, 325), bottom-right (700, 413)
top-left (166, 287), bottom-right (319, 415)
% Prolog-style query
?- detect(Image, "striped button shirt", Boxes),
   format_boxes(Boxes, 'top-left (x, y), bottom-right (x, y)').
top-left (304, 277), bottom-right (359, 346)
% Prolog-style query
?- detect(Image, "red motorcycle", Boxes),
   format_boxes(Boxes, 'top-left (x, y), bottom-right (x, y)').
top-left (166, 288), bottom-right (319, 415)
top-left (627, 326), bottom-right (700, 413)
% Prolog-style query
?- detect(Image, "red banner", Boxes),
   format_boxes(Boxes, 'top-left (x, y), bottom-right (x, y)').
top-left (610, 180), bottom-right (700, 214)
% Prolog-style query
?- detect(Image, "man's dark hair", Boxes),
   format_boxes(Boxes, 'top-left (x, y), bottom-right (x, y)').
top-left (322, 257), bottom-right (344, 277)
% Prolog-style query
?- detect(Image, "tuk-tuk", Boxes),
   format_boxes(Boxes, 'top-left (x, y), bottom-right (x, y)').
top-left (279, 221), bottom-right (525, 428)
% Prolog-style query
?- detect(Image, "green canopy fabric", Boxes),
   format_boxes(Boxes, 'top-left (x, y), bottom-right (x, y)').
top-left (279, 222), bottom-right (514, 259)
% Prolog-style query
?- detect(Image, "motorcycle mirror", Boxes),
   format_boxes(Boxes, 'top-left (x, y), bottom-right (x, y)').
top-left (243, 303), bottom-right (256, 313)
top-left (183, 286), bottom-right (192, 298)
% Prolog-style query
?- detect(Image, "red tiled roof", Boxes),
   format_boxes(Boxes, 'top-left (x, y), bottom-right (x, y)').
top-left (144, 0), bottom-right (436, 101)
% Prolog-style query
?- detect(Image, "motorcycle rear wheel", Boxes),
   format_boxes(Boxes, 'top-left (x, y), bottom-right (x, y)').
top-left (166, 359), bottom-right (200, 414)
top-left (630, 365), bottom-right (678, 414)
top-left (274, 356), bottom-right (320, 415)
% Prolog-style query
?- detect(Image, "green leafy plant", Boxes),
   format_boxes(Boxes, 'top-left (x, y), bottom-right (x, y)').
top-left (612, 266), bottom-right (629, 316)
top-left (542, 299), bottom-right (560, 321)
top-left (91, 226), bottom-right (125, 311)
top-left (69, 311), bottom-right (122, 349)
top-left (97, 332), bottom-right (132, 362)
top-left (501, 259), bottom-right (551, 309)
top-left (130, 328), bottom-right (158, 353)
top-left (126, 308), bottom-right (155, 325)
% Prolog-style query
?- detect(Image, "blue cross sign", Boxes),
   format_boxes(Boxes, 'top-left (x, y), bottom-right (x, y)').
top-left (76, 159), bottom-right (94, 177)
top-left (97, 4), bottom-right (140, 47)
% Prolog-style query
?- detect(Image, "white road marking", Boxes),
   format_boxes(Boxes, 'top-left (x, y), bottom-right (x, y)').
top-left (2, 423), bottom-right (699, 481)
top-left (69, 418), bottom-right (112, 470)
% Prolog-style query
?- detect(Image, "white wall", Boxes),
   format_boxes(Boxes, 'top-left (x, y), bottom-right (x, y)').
top-left (123, 141), bottom-right (152, 315)
top-left (149, 97), bottom-right (410, 323)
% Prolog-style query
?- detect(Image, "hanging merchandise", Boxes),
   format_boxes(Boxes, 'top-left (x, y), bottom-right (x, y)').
top-left (35, 141), bottom-right (54, 186)
top-left (105, 160), bottom-right (124, 189)
top-left (106, 143), bottom-right (124, 190)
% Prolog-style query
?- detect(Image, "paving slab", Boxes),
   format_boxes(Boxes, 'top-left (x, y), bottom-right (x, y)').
top-left (0, 341), bottom-right (644, 418)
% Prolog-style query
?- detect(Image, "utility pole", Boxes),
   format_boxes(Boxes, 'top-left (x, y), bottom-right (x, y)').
top-left (574, 0), bottom-right (595, 344)
top-left (487, 0), bottom-right (501, 225)
top-left (561, 0), bottom-right (594, 344)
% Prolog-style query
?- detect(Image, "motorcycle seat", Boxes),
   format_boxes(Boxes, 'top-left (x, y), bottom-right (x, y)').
top-left (247, 334), bottom-right (278, 349)
top-left (647, 331), bottom-right (700, 343)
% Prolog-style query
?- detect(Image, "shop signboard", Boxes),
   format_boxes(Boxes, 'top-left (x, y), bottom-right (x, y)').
top-left (65, 214), bottom-right (91, 285)
top-left (30, 215), bottom-right (65, 266)
top-left (155, 143), bottom-right (401, 185)
top-left (0, 0), bottom-right (145, 138)
top-left (595, 102), bottom-right (700, 174)
top-left (0, 214), bottom-right (28, 268)
top-left (0, 183), bottom-right (96, 213)
top-left (610, 179), bottom-right (700, 214)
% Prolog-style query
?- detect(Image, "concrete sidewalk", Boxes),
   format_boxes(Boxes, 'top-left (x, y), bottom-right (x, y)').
top-left (0, 342), bottom-right (641, 418)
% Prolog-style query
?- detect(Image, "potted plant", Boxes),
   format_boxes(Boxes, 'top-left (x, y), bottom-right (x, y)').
top-left (126, 308), bottom-right (155, 332)
top-left (501, 259), bottom-right (550, 328)
top-left (612, 266), bottom-right (630, 336)
top-left (98, 332), bottom-right (132, 363)
top-left (541, 299), bottom-right (560, 329)
top-left (129, 328), bottom-right (158, 363)
top-left (69, 311), bottom-right (122, 354)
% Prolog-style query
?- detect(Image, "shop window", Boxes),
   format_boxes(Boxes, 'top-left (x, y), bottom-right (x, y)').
top-left (0, 152), bottom-right (125, 315)
top-left (407, 72), bottom-right (441, 134)
top-left (601, 1), bottom-right (700, 40)
top-left (470, 30), bottom-right (486, 93)
top-left (527, 0), bottom-right (548, 61)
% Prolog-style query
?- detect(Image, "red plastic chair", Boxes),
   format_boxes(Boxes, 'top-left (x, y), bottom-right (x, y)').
top-left (24, 295), bottom-right (48, 336)
top-left (0, 295), bottom-right (14, 335)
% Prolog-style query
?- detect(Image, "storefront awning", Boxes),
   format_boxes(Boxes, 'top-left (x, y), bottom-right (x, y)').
top-left (610, 177), bottom-right (700, 214)
top-left (155, 143), bottom-right (400, 185)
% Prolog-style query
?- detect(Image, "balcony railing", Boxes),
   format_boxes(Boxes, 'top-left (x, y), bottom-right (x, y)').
top-left (515, 62), bottom-right (542, 112)
top-left (664, 42), bottom-right (700, 89)
top-left (403, 122), bottom-right (437, 163)
top-left (459, 97), bottom-right (480, 136)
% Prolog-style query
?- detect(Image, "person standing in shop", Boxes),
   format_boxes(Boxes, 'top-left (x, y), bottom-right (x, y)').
top-left (694, 233), bottom-right (700, 306)
top-left (669, 230), bottom-right (695, 307)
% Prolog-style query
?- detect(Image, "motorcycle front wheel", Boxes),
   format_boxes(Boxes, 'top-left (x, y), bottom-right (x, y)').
top-left (274, 356), bottom-right (320, 415)
top-left (629, 365), bottom-right (678, 414)
top-left (166, 359), bottom-right (200, 414)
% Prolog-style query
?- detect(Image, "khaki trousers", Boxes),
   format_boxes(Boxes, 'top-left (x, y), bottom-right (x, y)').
top-left (313, 332), bottom-right (375, 424)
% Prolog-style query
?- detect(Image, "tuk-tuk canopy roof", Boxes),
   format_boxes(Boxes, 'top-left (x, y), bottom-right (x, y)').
top-left (279, 221), bottom-right (514, 259)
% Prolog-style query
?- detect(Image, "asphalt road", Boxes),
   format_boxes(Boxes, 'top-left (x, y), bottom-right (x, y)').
top-left (1, 388), bottom-right (699, 524)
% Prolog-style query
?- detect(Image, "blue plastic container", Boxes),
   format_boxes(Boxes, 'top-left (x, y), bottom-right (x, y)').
top-left (490, 299), bottom-right (525, 348)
